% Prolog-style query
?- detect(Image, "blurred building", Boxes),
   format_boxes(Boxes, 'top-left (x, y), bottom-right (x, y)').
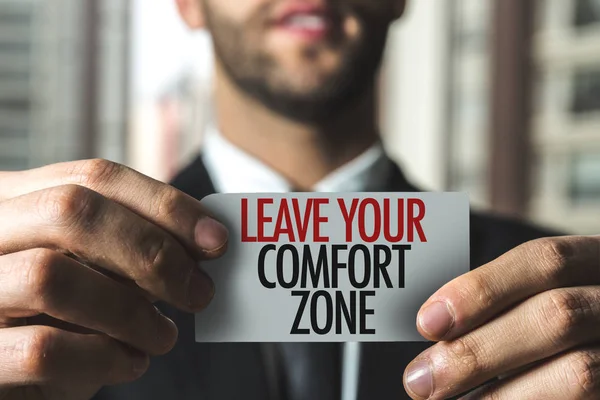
top-left (446, 1), bottom-right (493, 206)
top-left (446, 0), bottom-right (600, 233)
top-left (388, 0), bottom-right (600, 234)
top-left (4, 0), bottom-right (596, 233)
top-left (0, 0), bottom-right (36, 171)
top-left (0, 0), bottom-right (130, 171)
top-left (531, 0), bottom-right (600, 233)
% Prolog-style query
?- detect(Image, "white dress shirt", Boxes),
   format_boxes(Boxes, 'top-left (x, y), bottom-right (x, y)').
top-left (202, 125), bottom-right (393, 400)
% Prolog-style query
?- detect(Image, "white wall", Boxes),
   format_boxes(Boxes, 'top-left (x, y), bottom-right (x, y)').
top-left (382, 0), bottom-right (451, 191)
top-left (130, 0), bottom-right (213, 102)
top-left (129, 0), bottom-right (213, 179)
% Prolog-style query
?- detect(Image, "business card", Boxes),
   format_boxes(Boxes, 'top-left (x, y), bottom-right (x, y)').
top-left (195, 193), bottom-right (469, 342)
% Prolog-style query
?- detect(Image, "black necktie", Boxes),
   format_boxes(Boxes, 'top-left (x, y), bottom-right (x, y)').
top-left (277, 342), bottom-right (342, 400)
top-left (273, 189), bottom-right (341, 400)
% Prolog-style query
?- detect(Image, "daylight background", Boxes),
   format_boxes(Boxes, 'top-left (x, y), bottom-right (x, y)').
top-left (0, 0), bottom-right (599, 233)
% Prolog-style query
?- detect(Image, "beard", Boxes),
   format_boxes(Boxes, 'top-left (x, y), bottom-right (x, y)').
top-left (202, 0), bottom-right (392, 124)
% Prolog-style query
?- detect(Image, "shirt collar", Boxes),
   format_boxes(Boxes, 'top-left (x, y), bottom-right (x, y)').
top-left (202, 125), bottom-right (392, 194)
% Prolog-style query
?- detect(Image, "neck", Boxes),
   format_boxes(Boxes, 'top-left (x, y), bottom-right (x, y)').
top-left (213, 66), bottom-right (380, 189)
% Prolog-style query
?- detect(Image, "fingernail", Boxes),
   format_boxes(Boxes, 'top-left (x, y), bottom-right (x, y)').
top-left (188, 270), bottom-right (215, 310)
top-left (195, 217), bottom-right (229, 253)
top-left (419, 301), bottom-right (454, 338)
top-left (129, 349), bottom-right (150, 376)
top-left (155, 308), bottom-right (178, 351)
top-left (405, 360), bottom-right (433, 399)
top-left (133, 357), bottom-right (149, 376)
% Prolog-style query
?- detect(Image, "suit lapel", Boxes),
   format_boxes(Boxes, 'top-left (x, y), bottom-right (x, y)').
top-left (355, 162), bottom-right (434, 399)
top-left (165, 156), bottom-right (275, 400)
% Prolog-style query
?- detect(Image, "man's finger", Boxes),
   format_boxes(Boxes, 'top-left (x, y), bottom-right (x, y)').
top-left (0, 326), bottom-right (149, 387)
top-left (0, 249), bottom-right (178, 355)
top-left (0, 185), bottom-right (215, 312)
top-left (459, 346), bottom-right (600, 400)
top-left (0, 159), bottom-right (228, 259)
top-left (416, 236), bottom-right (600, 341)
top-left (404, 286), bottom-right (600, 400)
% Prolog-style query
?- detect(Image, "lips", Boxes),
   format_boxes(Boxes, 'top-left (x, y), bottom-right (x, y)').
top-left (282, 14), bottom-right (328, 30)
top-left (271, 2), bottom-right (332, 39)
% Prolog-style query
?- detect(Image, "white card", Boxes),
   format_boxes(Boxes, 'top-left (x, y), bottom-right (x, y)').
top-left (195, 193), bottom-right (469, 342)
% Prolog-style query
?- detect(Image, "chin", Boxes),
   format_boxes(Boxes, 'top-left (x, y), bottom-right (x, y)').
top-left (275, 61), bottom-right (345, 92)
top-left (281, 73), bottom-right (327, 93)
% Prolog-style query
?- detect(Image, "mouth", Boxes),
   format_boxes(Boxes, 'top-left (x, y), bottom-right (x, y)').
top-left (271, 3), bottom-right (333, 40)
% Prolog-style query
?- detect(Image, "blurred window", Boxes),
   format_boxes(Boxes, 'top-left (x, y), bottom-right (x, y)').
top-left (0, 13), bottom-right (32, 25)
top-left (574, 0), bottom-right (600, 28)
top-left (446, 0), bottom-right (492, 206)
top-left (0, 155), bottom-right (29, 171)
top-left (532, 0), bottom-right (600, 233)
top-left (0, 0), bottom-right (131, 172)
top-left (569, 152), bottom-right (600, 204)
top-left (572, 68), bottom-right (600, 114)
top-left (0, 0), bottom-right (35, 170)
top-left (0, 98), bottom-right (30, 111)
top-left (0, 127), bottom-right (28, 139)
top-left (0, 42), bottom-right (30, 55)
top-left (0, 159), bottom-right (28, 170)
top-left (0, 70), bottom-right (29, 86)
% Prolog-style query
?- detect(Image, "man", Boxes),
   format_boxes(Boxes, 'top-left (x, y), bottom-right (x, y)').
top-left (0, 0), bottom-right (598, 399)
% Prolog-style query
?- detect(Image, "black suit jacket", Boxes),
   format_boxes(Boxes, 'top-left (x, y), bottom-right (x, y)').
top-left (95, 156), bottom-right (556, 400)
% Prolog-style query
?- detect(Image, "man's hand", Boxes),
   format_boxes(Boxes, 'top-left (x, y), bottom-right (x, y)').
top-left (403, 236), bottom-right (600, 399)
top-left (0, 159), bottom-right (228, 400)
